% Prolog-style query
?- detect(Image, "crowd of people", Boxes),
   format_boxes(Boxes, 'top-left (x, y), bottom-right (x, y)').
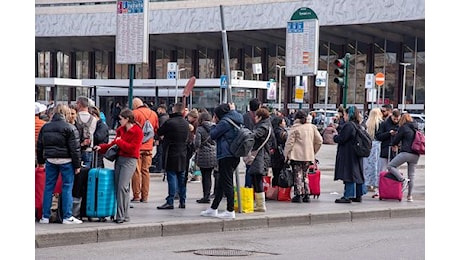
top-left (35, 96), bottom-right (422, 223)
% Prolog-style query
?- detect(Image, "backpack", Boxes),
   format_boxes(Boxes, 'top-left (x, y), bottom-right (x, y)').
top-left (351, 122), bottom-right (372, 157)
top-left (140, 110), bottom-right (155, 143)
top-left (75, 114), bottom-right (94, 149)
top-left (411, 129), bottom-right (425, 155)
top-left (223, 118), bottom-right (255, 157)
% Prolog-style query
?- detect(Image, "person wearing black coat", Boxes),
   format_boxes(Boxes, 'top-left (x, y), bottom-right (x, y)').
top-left (387, 113), bottom-right (420, 202)
top-left (270, 116), bottom-right (288, 187)
top-left (375, 109), bottom-right (401, 171)
top-left (156, 103), bottom-right (190, 210)
top-left (333, 106), bottom-right (365, 203)
top-left (36, 103), bottom-right (82, 224)
top-left (90, 106), bottom-right (109, 168)
top-left (247, 107), bottom-right (272, 212)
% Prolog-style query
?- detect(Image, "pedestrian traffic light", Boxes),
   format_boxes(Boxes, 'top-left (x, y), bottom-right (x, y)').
top-left (333, 58), bottom-right (346, 87)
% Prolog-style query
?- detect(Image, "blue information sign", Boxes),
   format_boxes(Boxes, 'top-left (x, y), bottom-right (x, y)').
top-left (220, 75), bottom-right (228, 89)
top-left (168, 71), bottom-right (176, 80)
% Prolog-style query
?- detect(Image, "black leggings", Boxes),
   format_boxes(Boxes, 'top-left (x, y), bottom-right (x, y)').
top-left (251, 174), bottom-right (264, 193)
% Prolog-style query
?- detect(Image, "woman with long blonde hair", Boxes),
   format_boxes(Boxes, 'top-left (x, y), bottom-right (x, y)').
top-left (363, 108), bottom-right (384, 198)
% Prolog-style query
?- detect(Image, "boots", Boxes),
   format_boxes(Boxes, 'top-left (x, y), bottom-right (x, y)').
top-left (254, 192), bottom-right (267, 212)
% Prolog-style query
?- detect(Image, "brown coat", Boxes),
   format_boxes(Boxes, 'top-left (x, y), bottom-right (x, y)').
top-left (284, 121), bottom-right (323, 162)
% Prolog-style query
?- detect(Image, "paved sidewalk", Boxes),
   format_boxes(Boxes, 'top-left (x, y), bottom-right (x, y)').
top-left (35, 144), bottom-right (425, 248)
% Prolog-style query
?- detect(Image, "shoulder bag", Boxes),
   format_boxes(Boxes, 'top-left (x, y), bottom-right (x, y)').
top-left (243, 127), bottom-right (272, 165)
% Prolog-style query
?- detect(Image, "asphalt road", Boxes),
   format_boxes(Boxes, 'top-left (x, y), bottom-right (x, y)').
top-left (36, 216), bottom-right (425, 260)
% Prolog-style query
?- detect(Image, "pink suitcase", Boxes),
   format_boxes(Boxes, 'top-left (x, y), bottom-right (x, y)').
top-left (378, 171), bottom-right (402, 201)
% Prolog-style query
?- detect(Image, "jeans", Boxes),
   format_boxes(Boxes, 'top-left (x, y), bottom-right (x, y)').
top-left (343, 181), bottom-right (364, 199)
top-left (81, 151), bottom-right (93, 168)
top-left (42, 161), bottom-right (74, 220)
top-left (166, 171), bottom-right (187, 205)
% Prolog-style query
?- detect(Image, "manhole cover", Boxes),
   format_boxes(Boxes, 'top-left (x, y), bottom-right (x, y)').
top-left (193, 248), bottom-right (252, 257)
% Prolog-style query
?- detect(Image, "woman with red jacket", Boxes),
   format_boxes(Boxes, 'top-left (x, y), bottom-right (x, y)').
top-left (94, 108), bottom-right (143, 223)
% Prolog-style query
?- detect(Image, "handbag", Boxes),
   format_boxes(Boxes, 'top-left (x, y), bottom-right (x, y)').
top-left (104, 144), bottom-right (119, 162)
top-left (265, 186), bottom-right (279, 200)
top-left (234, 187), bottom-right (254, 213)
top-left (278, 162), bottom-right (294, 188)
top-left (243, 127), bottom-right (272, 165)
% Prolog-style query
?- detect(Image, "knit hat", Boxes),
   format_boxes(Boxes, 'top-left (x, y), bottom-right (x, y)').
top-left (214, 103), bottom-right (230, 119)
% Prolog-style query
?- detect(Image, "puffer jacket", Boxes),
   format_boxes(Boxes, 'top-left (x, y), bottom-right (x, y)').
top-left (210, 110), bottom-right (244, 160)
top-left (36, 113), bottom-right (81, 169)
top-left (194, 121), bottom-right (217, 169)
top-left (35, 116), bottom-right (46, 144)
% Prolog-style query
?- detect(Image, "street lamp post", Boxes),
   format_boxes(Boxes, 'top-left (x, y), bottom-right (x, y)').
top-left (400, 63), bottom-right (410, 112)
top-left (175, 68), bottom-right (186, 103)
top-left (276, 65), bottom-right (286, 111)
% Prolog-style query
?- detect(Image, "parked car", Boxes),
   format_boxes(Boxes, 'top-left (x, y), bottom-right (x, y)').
top-left (410, 113), bottom-right (425, 133)
top-left (312, 109), bottom-right (338, 132)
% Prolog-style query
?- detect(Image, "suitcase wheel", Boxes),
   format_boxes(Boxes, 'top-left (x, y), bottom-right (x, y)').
top-left (379, 198), bottom-right (382, 200)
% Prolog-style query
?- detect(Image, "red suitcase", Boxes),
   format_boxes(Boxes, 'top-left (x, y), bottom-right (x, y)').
top-left (35, 167), bottom-right (63, 221)
top-left (35, 167), bottom-right (46, 221)
top-left (378, 171), bottom-right (403, 201)
top-left (308, 161), bottom-right (321, 199)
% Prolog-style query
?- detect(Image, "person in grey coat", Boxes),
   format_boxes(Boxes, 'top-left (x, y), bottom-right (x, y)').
top-left (333, 106), bottom-right (365, 203)
top-left (194, 111), bottom-right (218, 203)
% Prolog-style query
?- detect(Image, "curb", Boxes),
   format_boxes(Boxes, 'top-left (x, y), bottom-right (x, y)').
top-left (35, 206), bottom-right (424, 248)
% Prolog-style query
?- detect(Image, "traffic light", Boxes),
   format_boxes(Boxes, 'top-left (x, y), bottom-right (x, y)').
top-left (333, 58), bottom-right (346, 87)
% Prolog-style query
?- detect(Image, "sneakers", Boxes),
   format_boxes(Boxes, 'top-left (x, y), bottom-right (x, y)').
top-left (62, 216), bottom-right (83, 224)
top-left (407, 196), bottom-right (414, 202)
top-left (39, 218), bottom-right (49, 224)
top-left (217, 210), bottom-right (235, 219)
top-left (200, 208), bottom-right (218, 217)
top-left (402, 179), bottom-right (410, 192)
top-left (131, 198), bottom-right (141, 203)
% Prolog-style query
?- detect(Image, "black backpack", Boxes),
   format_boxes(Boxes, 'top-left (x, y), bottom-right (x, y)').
top-left (351, 122), bottom-right (372, 157)
top-left (223, 118), bottom-right (255, 157)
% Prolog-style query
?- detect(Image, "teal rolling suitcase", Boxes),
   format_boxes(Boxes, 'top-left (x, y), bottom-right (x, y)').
top-left (86, 168), bottom-right (116, 219)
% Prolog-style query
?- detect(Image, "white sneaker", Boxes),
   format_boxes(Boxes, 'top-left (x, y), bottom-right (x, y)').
top-left (62, 216), bottom-right (83, 224)
top-left (200, 208), bottom-right (218, 217)
top-left (39, 218), bottom-right (49, 224)
top-left (402, 179), bottom-right (410, 192)
top-left (216, 210), bottom-right (235, 219)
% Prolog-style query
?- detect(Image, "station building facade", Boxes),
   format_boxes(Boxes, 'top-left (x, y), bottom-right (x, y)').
top-left (35, 0), bottom-right (425, 117)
